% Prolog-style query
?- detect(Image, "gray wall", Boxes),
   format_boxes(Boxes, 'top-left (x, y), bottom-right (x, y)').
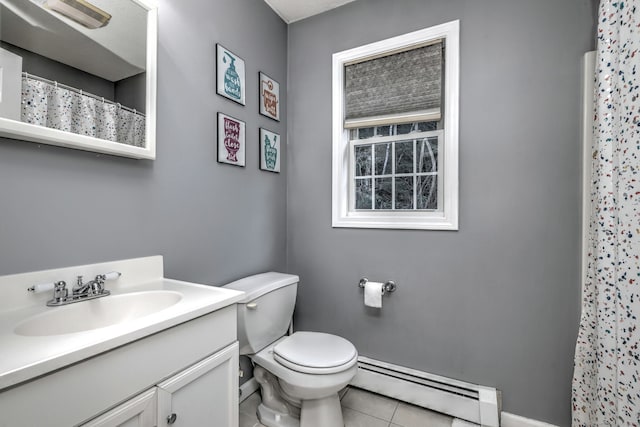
top-left (0, 0), bottom-right (287, 287)
top-left (287, 0), bottom-right (594, 424)
top-left (115, 73), bottom-right (146, 114)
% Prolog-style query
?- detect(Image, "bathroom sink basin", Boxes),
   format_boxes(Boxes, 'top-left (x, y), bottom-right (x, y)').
top-left (0, 256), bottom-right (245, 392)
top-left (14, 291), bottom-right (183, 336)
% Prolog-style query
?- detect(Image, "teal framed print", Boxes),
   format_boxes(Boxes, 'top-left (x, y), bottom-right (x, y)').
top-left (216, 44), bottom-right (246, 105)
top-left (259, 128), bottom-right (280, 173)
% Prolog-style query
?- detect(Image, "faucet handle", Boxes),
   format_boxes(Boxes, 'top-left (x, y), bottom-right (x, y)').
top-left (28, 280), bottom-right (66, 294)
top-left (53, 281), bottom-right (68, 301)
top-left (95, 271), bottom-right (121, 286)
top-left (101, 271), bottom-right (121, 281)
top-left (89, 281), bottom-right (103, 295)
top-left (90, 272), bottom-right (120, 294)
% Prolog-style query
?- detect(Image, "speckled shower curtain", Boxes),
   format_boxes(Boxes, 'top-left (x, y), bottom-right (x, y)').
top-left (572, 1), bottom-right (640, 426)
top-left (21, 75), bottom-right (145, 147)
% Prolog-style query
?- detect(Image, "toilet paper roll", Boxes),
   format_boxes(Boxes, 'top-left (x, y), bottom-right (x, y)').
top-left (364, 281), bottom-right (384, 308)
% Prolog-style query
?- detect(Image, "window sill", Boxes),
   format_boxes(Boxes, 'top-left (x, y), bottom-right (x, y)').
top-left (332, 211), bottom-right (458, 230)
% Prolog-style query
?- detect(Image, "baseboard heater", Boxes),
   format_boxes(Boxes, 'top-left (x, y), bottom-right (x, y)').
top-left (351, 356), bottom-right (500, 427)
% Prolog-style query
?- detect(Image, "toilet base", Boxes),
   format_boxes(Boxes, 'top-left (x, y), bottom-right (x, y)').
top-left (300, 394), bottom-right (344, 427)
top-left (254, 365), bottom-right (301, 427)
top-left (257, 403), bottom-right (300, 427)
top-left (253, 364), bottom-right (346, 427)
top-left (257, 396), bottom-right (345, 427)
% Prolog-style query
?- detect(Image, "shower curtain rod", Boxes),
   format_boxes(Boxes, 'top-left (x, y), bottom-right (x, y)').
top-left (22, 72), bottom-right (145, 117)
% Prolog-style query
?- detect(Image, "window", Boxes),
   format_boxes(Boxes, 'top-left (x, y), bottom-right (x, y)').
top-left (351, 122), bottom-right (442, 211)
top-left (332, 21), bottom-right (459, 230)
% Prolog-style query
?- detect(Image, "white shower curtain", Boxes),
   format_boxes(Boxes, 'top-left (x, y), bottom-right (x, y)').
top-left (21, 75), bottom-right (145, 147)
top-left (572, 1), bottom-right (640, 425)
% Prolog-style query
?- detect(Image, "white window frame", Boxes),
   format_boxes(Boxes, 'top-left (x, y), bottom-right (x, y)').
top-left (332, 20), bottom-right (459, 230)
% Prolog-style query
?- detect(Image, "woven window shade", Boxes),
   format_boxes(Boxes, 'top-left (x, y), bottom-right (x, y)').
top-left (345, 42), bottom-right (442, 127)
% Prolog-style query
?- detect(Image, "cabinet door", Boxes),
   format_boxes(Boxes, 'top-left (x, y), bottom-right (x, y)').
top-left (157, 342), bottom-right (239, 427)
top-left (81, 389), bottom-right (157, 427)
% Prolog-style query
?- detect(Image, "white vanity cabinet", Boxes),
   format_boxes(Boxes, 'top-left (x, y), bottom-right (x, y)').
top-left (0, 305), bottom-right (241, 427)
top-left (83, 343), bottom-right (239, 427)
top-left (82, 389), bottom-right (158, 427)
top-left (156, 343), bottom-right (239, 427)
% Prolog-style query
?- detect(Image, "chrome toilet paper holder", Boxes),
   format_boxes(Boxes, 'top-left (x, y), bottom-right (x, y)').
top-left (358, 277), bottom-right (397, 293)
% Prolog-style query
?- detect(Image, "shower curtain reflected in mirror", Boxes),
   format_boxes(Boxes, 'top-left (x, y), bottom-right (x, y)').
top-left (20, 74), bottom-right (145, 148)
top-left (572, 0), bottom-right (640, 425)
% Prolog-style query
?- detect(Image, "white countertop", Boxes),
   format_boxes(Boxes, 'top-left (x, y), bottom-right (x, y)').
top-left (0, 261), bottom-right (244, 391)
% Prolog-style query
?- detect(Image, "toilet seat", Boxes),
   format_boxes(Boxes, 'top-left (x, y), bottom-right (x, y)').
top-left (273, 331), bottom-right (357, 374)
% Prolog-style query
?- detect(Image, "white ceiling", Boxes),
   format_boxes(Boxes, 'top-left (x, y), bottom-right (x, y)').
top-left (264, 0), bottom-right (357, 23)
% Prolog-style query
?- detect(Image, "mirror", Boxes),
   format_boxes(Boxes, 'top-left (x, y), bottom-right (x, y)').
top-left (0, 0), bottom-right (157, 159)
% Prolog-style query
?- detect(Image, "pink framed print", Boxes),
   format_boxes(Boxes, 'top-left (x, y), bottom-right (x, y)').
top-left (217, 112), bottom-right (246, 167)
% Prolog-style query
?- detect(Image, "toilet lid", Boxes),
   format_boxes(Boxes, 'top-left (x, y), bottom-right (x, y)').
top-left (273, 332), bottom-right (357, 374)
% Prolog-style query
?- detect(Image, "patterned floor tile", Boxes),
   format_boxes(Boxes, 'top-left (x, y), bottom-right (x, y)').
top-left (343, 407), bottom-right (390, 427)
top-left (391, 402), bottom-right (453, 427)
top-left (240, 388), bottom-right (459, 427)
top-left (341, 387), bottom-right (399, 421)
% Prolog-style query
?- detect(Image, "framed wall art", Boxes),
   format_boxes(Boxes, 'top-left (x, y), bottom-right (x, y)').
top-left (216, 44), bottom-right (246, 105)
top-left (259, 72), bottom-right (280, 121)
top-left (218, 113), bottom-right (246, 167)
top-left (259, 128), bottom-right (281, 173)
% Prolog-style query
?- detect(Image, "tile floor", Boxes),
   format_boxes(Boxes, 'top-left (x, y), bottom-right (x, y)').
top-left (239, 386), bottom-right (477, 427)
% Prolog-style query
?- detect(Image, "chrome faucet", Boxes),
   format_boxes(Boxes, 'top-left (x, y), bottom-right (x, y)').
top-left (52, 281), bottom-right (68, 303)
top-left (28, 271), bottom-right (121, 307)
top-left (73, 274), bottom-right (105, 296)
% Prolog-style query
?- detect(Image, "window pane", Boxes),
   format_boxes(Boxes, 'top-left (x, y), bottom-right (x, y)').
top-left (374, 178), bottom-right (392, 209)
top-left (397, 123), bottom-right (415, 135)
top-left (358, 127), bottom-right (374, 139)
top-left (355, 178), bottom-right (372, 209)
top-left (395, 176), bottom-right (414, 209)
top-left (417, 121), bottom-right (438, 132)
top-left (355, 144), bottom-right (372, 176)
top-left (352, 127), bottom-right (442, 213)
top-left (417, 137), bottom-right (438, 173)
top-left (375, 125), bottom-right (391, 137)
top-left (395, 140), bottom-right (414, 174)
top-left (375, 143), bottom-right (392, 175)
top-left (417, 175), bottom-right (438, 210)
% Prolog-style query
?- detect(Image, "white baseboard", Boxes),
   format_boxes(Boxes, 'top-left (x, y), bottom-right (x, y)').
top-left (352, 356), bottom-right (499, 427)
top-left (239, 377), bottom-right (259, 403)
top-left (501, 412), bottom-right (559, 427)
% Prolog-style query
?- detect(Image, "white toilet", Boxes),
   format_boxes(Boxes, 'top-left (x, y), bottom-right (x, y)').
top-left (224, 272), bottom-right (358, 427)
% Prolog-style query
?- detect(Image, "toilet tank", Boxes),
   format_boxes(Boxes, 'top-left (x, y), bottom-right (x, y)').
top-left (223, 272), bottom-right (299, 355)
